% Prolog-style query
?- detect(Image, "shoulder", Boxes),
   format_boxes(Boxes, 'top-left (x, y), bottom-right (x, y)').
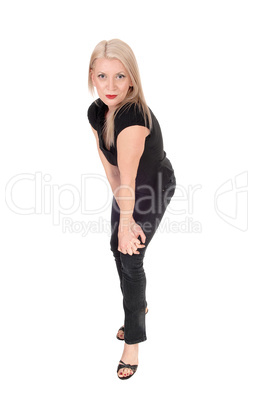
top-left (114, 102), bottom-right (150, 136)
top-left (87, 98), bottom-right (104, 130)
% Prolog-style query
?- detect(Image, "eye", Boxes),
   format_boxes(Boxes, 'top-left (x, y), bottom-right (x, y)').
top-left (117, 74), bottom-right (126, 79)
top-left (98, 74), bottom-right (106, 79)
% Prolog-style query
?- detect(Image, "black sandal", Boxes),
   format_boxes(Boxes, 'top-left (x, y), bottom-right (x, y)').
top-left (117, 360), bottom-right (138, 380)
top-left (116, 308), bottom-right (149, 341)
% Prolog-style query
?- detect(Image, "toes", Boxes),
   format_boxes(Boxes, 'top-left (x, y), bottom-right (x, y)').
top-left (118, 366), bottom-right (134, 378)
top-left (124, 368), bottom-right (133, 377)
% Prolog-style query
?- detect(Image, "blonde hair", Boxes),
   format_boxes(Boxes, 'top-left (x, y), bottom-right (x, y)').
top-left (88, 39), bottom-right (152, 149)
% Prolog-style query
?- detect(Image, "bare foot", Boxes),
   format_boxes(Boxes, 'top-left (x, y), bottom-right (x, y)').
top-left (117, 343), bottom-right (139, 378)
top-left (117, 327), bottom-right (125, 340)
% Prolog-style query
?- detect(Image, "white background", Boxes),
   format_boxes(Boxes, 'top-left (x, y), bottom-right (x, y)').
top-left (0, 0), bottom-right (252, 400)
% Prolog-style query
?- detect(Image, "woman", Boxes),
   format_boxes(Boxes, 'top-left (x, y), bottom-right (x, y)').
top-left (87, 39), bottom-right (176, 380)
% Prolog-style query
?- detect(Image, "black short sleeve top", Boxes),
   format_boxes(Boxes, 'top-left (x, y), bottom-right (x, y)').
top-left (87, 98), bottom-right (175, 194)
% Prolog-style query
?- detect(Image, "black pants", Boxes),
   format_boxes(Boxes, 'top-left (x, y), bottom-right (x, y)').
top-left (110, 172), bottom-right (176, 344)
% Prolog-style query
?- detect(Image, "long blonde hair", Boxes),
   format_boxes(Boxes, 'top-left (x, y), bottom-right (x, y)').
top-left (88, 39), bottom-right (152, 149)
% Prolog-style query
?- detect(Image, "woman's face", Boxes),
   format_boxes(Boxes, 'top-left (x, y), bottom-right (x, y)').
top-left (91, 58), bottom-right (133, 110)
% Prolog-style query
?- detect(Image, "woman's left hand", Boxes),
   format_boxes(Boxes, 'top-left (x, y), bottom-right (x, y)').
top-left (118, 219), bottom-right (146, 256)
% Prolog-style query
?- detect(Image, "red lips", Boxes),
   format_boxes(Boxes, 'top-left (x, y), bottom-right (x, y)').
top-left (106, 95), bottom-right (117, 99)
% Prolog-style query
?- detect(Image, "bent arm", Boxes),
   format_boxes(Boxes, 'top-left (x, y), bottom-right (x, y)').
top-left (90, 124), bottom-right (149, 228)
top-left (116, 125), bottom-right (150, 229)
top-left (90, 125), bottom-right (121, 194)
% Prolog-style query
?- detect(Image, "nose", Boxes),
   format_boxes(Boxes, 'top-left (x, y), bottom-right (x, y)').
top-left (107, 77), bottom-right (117, 91)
